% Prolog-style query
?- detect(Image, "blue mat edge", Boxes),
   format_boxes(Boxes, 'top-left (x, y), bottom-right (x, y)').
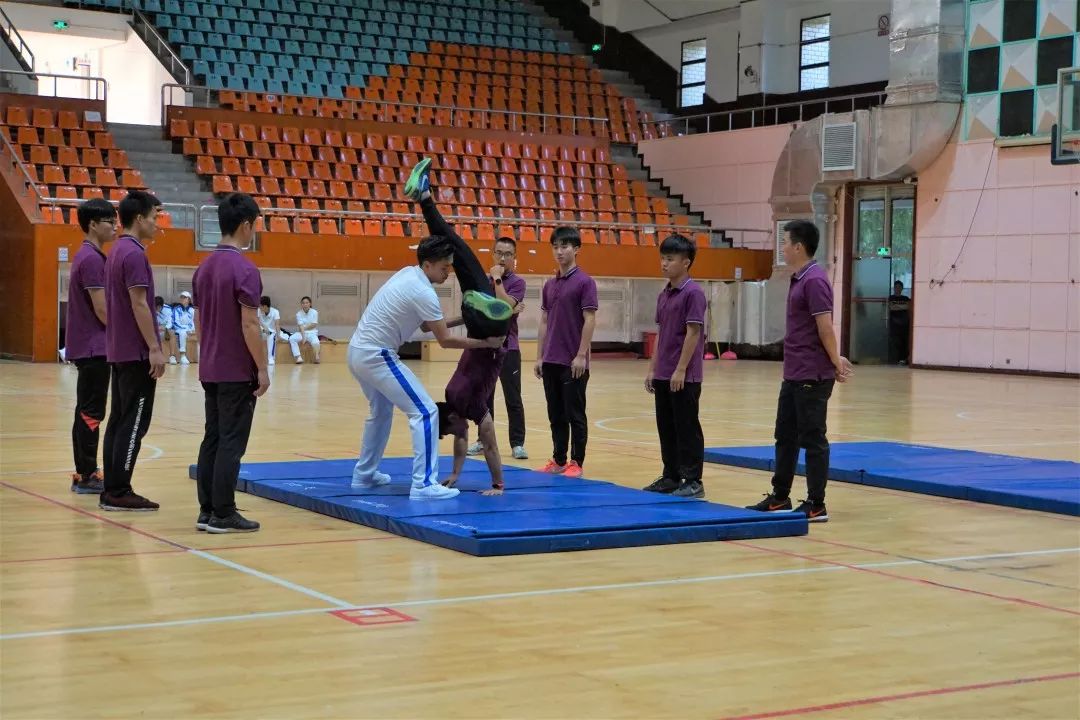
top-left (703, 444), bottom-right (1080, 516)
top-left (190, 463), bottom-right (809, 555)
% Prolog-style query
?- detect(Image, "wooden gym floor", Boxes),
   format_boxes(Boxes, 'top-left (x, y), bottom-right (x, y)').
top-left (1, 358), bottom-right (1078, 719)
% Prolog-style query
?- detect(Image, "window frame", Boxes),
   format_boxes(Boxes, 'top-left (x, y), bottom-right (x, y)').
top-left (679, 37), bottom-right (707, 108)
top-left (798, 14), bottom-right (831, 92)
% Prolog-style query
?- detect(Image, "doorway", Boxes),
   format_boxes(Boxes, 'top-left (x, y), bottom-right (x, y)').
top-left (849, 186), bottom-right (913, 364)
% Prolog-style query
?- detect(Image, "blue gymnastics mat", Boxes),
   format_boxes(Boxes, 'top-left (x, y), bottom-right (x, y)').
top-left (703, 442), bottom-right (1080, 516)
top-left (188, 457), bottom-right (807, 556)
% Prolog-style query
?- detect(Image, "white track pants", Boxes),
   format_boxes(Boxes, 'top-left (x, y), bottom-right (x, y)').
top-left (289, 330), bottom-right (320, 358)
top-left (347, 345), bottom-right (439, 489)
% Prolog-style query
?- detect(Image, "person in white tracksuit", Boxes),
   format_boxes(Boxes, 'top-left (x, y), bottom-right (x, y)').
top-left (171, 290), bottom-right (197, 364)
top-left (290, 296), bottom-right (321, 364)
top-left (348, 236), bottom-right (503, 500)
top-left (258, 296), bottom-right (281, 366)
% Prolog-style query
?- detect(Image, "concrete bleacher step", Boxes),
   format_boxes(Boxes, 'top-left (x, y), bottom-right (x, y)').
top-left (109, 122), bottom-right (213, 224)
top-left (610, 144), bottom-right (706, 228)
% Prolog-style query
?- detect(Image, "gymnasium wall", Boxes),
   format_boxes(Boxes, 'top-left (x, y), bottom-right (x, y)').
top-left (0, 1), bottom-right (175, 125)
top-left (914, 140), bottom-right (1080, 374)
top-left (637, 123), bottom-right (794, 251)
top-left (583, 0), bottom-right (892, 103)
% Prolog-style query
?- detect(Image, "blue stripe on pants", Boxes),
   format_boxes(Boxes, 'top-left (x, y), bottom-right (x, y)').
top-left (379, 349), bottom-right (434, 486)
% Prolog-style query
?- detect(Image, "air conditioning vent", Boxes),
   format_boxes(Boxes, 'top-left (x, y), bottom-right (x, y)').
top-left (318, 283), bottom-right (359, 297)
top-left (821, 122), bottom-right (856, 171)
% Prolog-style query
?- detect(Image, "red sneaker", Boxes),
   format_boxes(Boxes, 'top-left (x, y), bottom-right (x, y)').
top-left (536, 459), bottom-right (566, 474)
top-left (562, 461), bottom-right (583, 478)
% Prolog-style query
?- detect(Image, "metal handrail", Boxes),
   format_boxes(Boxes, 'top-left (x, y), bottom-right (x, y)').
top-left (643, 90), bottom-right (888, 136)
top-left (0, 69), bottom-right (108, 103)
top-left (198, 204), bottom-right (768, 248)
top-left (0, 128), bottom-right (46, 209)
top-left (0, 5), bottom-right (34, 71)
top-left (132, 8), bottom-right (191, 86)
top-left (161, 82), bottom-right (609, 135)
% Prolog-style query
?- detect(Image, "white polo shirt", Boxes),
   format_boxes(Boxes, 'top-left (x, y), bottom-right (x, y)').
top-left (350, 265), bottom-right (443, 350)
top-left (296, 307), bottom-right (318, 331)
top-left (258, 306), bottom-right (280, 335)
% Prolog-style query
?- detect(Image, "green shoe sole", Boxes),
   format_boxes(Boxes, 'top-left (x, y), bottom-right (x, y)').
top-left (404, 157), bottom-right (432, 198)
top-left (463, 290), bottom-right (513, 321)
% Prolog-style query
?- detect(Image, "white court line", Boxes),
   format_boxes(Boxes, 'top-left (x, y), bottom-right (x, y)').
top-left (3, 547), bottom-right (1076, 641)
top-left (187, 549), bottom-right (354, 609)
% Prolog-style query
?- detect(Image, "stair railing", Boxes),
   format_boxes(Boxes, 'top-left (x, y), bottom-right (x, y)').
top-left (132, 7), bottom-right (191, 86)
top-left (0, 5), bottom-right (34, 72)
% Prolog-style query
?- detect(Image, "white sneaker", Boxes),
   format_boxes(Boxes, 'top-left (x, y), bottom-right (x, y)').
top-left (294, 357), bottom-right (304, 364)
top-left (512, 446), bottom-right (529, 460)
top-left (409, 483), bottom-right (460, 500)
top-left (179, 355), bottom-right (190, 365)
top-left (169, 356), bottom-right (177, 364)
top-left (466, 441), bottom-right (484, 456)
top-left (352, 465), bottom-right (391, 488)
top-left (268, 358), bottom-right (275, 366)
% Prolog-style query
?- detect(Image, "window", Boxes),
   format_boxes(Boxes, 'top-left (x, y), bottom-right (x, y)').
top-left (679, 38), bottom-right (706, 107)
top-left (799, 15), bottom-right (830, 91)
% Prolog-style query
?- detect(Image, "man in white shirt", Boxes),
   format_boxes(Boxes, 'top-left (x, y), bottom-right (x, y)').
top-left (171, 290), bottom-right (197, 365)
top-left (290, 296), bottom-right (321, 364)
top-left (258, 296), bottom-right (281, 366)
top-left (348, 236), bottom-right (503, 500)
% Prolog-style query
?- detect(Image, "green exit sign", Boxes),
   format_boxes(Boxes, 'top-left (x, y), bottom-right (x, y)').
top-left (877, 247), bottom-right (890, 257)
top-left (591, 43), bottom-right (602, 52)
top-left (53, 19), bottom-right (69, 30)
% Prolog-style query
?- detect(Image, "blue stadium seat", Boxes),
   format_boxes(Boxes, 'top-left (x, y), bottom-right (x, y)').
top-left (181, 45), bottom-right (198, 62)
top-left (220, 6), bottom-right (237, 20)
top-left (248, 77), bottom-right (266, 92)
top-left (219, 49), bottom-right (237, 64)
top-left (267, 79), bottom-right (286, 94)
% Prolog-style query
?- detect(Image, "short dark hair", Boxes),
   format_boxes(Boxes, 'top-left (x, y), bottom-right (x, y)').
top-left (659, 233), bottom-right (696, 267)
top-left (260, 295), bottom-right (271, 308)
top-left (550, 226), bottom-right (581, 247)
top-left (118, 190), bottom-right (162, 229)
top-left (417, 234), bottom-right (455, 265)
top-left (154, 295), bottom-right (164, 308)
top-left (300, 296), bottom-right (312, 304)
top-left (783, 219), bottom-right (820, 257)
top-left (76, 198), bottom-right (116, 234)
top-left (495, 236), bottom-right (516, 249)
top-left (217, 193), bottom-right (261, 236)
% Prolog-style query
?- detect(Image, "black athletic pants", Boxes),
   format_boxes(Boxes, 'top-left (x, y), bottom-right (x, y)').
top-left (72, 356), bottom-right (110, 479)
top-left (487, 349), bottom-right (526, 447)
top-left (771, 379), bottom-right (834, 505)
top-left (102, 360), bottom-right (156, 497)
top-left (421, 196), bottom-right (509, 339)
top-left (542, 362), bottom-right (588, 466)
top-left (197, 381), bottom-right (258, 517)
top-left (653, 380), bottom-right (703, 482)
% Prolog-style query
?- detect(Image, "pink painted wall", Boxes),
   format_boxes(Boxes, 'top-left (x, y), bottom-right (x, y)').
top-left (638, 124), bottom-right (795, 250)
top-left (915, 140), bottom-right (1080, 373)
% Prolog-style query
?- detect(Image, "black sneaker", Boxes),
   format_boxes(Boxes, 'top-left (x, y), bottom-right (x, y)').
top-left (793, 500), bottom-right (829, 523)
top-left (672, 479), bottom-right (704, 498)
top-left (206, 512), bottom-right (260, 534)
top-left (99, 491), bottom-right (160, 511)
top-left (746, 493), bottom-right (792, 512)
top-left (643, 476), bottom-right (681, 493)
top-left (195, 512), bottom-right (211, 531)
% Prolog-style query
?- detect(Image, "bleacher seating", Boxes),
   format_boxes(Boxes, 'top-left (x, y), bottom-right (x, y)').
top-left (168, 118), bottom-right (701, 244)
top-left (0, 105), bottom-right (150, 224)
top-left (82, 0), bottom-right (670, 140)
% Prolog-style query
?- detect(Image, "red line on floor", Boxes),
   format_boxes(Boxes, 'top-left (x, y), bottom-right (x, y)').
top-left (719, 671), bottom-right (1080, 719)
top-left (730, 540), bottom-right (1080, 617)
top-left (0, 481), bottom-right (188, 550)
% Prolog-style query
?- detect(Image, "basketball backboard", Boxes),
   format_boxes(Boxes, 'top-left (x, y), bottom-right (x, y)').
top-left (1050, 66), bottom-right (1079, 165)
